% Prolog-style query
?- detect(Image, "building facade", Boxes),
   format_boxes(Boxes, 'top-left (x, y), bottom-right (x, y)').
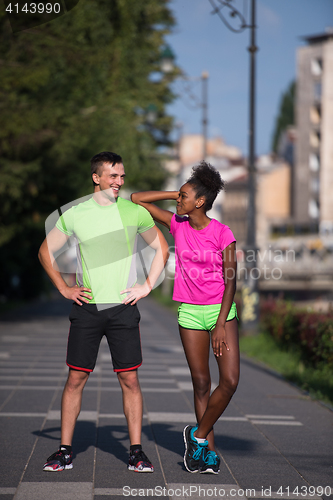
top-left (294, 29), bottom-right (333, 234)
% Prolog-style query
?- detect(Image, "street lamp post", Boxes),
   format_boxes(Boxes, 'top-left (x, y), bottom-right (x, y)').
top-left (247, 0), bottom-right (257, 254)
top-left (209, 0), bottom-right (260, 333)
top-left (202, 71), bottom-right (209, 160)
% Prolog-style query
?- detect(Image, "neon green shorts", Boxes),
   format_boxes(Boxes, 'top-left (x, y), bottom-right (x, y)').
top-left (178, 302), bottom-right (238, 331)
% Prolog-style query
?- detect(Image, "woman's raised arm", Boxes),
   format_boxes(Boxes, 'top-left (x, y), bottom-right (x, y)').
top-left (131, 191), bottom-right (179, 229)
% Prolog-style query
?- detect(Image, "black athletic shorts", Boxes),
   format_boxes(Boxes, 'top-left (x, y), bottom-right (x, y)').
top-left (66, 302), bottom-right (142, 373)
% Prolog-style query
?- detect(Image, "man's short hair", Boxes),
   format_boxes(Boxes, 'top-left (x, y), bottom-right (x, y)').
top-left (91, 152), bottom-right (123, 184)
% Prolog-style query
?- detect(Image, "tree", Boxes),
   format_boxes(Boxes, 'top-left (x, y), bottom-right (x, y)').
top-left (271, 81), bottom-right (295, 153)
top-left (0, 0), bottom-right (179, 300)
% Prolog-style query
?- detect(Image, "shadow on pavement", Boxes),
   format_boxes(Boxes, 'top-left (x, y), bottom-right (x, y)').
top-left (33, 420), bottom-right (256, 464)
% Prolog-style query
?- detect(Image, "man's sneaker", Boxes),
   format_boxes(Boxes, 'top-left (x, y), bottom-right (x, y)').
top-left (183, 425), bottom-right (208, 473)
top-left (128, 448), bottom-right (154, 472)
top-left (199, 449), bottom-right (220, 474)
top-left (43, 449), bottom-right (73, 471)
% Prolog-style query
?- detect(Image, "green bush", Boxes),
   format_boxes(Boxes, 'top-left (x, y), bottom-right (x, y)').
top-left (299, 315), bottom-right (333, 366)
top-left (260, 299), bottom-right (333, 369)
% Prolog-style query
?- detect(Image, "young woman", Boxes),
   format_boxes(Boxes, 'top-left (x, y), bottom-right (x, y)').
top-left (131, 161), bottom-right (239, 474)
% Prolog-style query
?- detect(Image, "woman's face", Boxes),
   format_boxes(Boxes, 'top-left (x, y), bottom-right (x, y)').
top-left (176, 183), bottom-right (201, 215)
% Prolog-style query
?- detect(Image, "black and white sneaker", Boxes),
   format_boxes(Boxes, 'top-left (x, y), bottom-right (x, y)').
top-left (43, 449), bottom-right (73, 471)
top-left (183, 425), bottom-right (208, 473)
top-left (199, 449), bottom-right (220, 474)
top-left (128, 448), bottom-right (154, 472)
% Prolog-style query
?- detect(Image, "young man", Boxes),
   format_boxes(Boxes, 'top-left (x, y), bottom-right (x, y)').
top-left (38, 151), bottom-right (169, 473)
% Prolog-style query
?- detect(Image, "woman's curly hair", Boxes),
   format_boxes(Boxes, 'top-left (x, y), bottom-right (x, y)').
top-left (186, 161), bottom-right (225, 212)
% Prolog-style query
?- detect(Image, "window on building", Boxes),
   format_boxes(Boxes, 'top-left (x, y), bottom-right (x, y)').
top-left (309, 153), bottom-right (320, 171)
top-left (308, 198), bottom-right (319, 219)
top-left (311, 58), bottom-right (323, 76)
top-left (310, 104), bottom-right (321, 124)
top-left (309, 130), bottom-right (321, 148)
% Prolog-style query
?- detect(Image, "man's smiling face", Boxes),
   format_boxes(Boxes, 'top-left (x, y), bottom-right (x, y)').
top-left (93, 162), bottom-right (126, 199)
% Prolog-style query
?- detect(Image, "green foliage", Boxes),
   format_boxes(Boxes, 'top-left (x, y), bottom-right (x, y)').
top-left (260, 299), bottom-right (333, 369)
top-left (261, 299), bottom-right (299, 344)
top-left (299, 315), bottom-right (333, 366)
top-left (271, 81), bottom-right (295, 153)
top-left (0, 0), bottom-right (179, 299)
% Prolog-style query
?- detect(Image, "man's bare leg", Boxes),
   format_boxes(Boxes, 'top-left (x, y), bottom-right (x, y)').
top-left (117, 370), bottom-right (143, 445)
top-left (61, 368), bottom-right (90, 446)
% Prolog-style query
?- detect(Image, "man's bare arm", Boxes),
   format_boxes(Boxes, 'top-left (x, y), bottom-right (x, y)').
top-left (38, 227), bottom-right (92, 305)
top-left (120, 225), bottom-right (170, 305)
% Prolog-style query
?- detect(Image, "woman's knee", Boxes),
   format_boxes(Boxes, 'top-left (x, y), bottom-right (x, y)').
top-left (192, 374), bottom-right (211, 397)
top-left (220, 373), bottom-right (239, 395)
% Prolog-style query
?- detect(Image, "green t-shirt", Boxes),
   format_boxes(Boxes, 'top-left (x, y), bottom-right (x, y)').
top-left (56, 196), bottom-right (155, 304)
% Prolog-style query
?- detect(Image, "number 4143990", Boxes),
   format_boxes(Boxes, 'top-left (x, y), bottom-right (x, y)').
top-left (5, 3), bottom-right (61, 14)
top-left (276, 486), bottom-right (332, 497)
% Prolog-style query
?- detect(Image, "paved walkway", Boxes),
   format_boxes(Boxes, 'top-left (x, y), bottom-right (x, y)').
top-left (0, 296), bottom-right (332, 500)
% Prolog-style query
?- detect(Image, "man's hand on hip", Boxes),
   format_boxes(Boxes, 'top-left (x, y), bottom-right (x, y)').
top-left (61, 285), bottom-right (92, 305)
top-left (121, 282), bottom-right (151, 305)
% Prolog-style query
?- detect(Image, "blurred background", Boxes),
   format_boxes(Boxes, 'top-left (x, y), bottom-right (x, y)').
top-left (0, 0), bottom-right (333, 313)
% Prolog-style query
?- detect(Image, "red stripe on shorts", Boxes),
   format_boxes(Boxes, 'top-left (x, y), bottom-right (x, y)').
top-left (113, 362), bottom-right (142, 373)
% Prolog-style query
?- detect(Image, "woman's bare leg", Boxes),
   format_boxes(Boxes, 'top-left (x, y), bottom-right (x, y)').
top-left (179, 326), bottom-right (215, 450)
top-left (194, 318), bottom-right (239, 440)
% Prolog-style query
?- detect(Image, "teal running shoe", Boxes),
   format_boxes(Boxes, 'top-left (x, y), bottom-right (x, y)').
top-left (183, 425), bottom-right (208, 473)
top-left (199, 449), bottom-right (220, 474)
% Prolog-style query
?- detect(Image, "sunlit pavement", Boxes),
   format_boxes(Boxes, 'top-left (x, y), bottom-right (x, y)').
top-left (0, 296), bottom-right (332, 500)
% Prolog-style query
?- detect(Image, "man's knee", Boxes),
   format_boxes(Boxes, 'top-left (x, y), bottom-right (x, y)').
top-left (65, 369), bottom-right (89, 392)
top-left (118, 370), bottom-right (141, 392)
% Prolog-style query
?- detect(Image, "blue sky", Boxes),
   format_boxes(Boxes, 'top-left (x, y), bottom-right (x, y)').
top-left (166, 0), bottom-right (333, 156)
